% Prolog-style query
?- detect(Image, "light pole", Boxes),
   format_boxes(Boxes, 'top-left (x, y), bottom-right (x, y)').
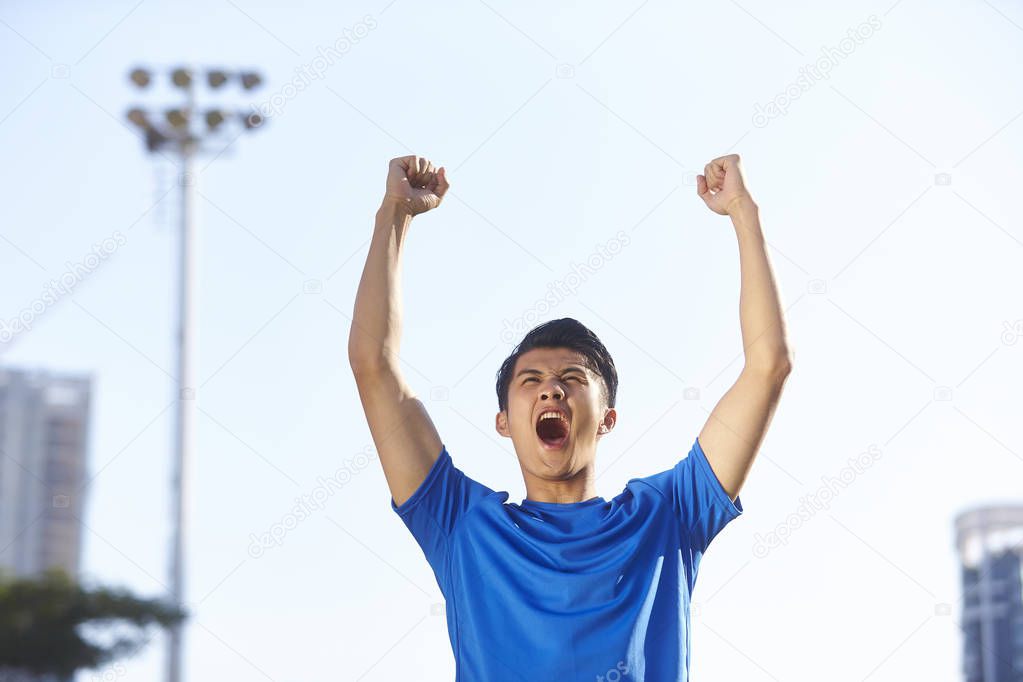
top-left (126, 65), bottom-right (265, 682)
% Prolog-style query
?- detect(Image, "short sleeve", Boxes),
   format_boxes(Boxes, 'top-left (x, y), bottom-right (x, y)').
top-left (632, 436), bottom-right (745, 559)
top-left (391, 444), bottom-right (494, 595)
top-left (673, 436), bottom-right (744, 556)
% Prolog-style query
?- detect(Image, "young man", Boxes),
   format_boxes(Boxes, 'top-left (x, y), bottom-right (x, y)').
top-left (349, 154), bottom-right (792, 681)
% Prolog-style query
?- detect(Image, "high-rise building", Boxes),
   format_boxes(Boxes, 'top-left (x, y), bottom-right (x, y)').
top-left (955, 504), bottom-right (1023, 682)
top-left (0, 367), bottom-right (91, 579)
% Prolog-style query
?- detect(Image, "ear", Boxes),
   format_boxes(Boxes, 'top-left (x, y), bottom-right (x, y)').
top-left (597, 408), bottom-right (616, 436)
top-left (496, 411), bottom-right (510, 438)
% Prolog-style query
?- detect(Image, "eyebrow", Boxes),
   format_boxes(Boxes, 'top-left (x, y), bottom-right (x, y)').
top-left (515, 365), bottom-right (588, 379)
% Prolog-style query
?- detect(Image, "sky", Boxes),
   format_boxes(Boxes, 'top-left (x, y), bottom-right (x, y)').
top-left (1, 0), bottom-right (1022, 680)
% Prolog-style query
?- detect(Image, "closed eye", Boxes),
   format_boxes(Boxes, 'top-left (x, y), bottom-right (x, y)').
top-left (522, 376), bottom-right (581, 384)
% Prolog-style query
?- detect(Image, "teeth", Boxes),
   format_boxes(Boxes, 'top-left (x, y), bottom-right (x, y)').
top-left (539, 411), bottom-right (567, 421)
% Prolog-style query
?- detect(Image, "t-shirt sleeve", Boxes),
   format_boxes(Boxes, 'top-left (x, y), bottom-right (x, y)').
top-left (672, 436), bottom-right (744, 556)
top-left (630, 436), bottom-right (744, 559)
top-left (391, 444), bottom-right (494, 596)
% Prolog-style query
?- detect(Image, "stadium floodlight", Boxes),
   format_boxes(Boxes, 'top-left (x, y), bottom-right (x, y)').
top-left (126, 107), bottom-right (150, 128)
top-left (123, 62), bottom-right (266, 682)
top-left (129, 67), bottom-right (151, 88)
top-left (207, 70), bottom-right (228, 88)
top-left (240, 72), bottom-right (262, 90)
top-left (242, 111), bottom-right (263, 129)
top-left (204, 109), bottom-right (226, 131)
top-left (171, 67), bottom-right (192, 88)
top-left (165, 108), bottom-right (189, 129)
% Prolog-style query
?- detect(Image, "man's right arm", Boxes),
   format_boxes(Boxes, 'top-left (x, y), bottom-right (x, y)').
top-left (348, 156), bottom-right (449, 508)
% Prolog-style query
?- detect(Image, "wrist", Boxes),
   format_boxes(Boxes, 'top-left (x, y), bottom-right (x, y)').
top-left (726, 194), bottom-right (758, 219)
top-left (728, 198), bottom-right (762, 238)
top-left (378, 194), bottom-right (416, 220)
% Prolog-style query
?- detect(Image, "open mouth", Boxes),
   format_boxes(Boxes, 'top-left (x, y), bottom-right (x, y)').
top-left (535, 410), bottom-right (570, 449)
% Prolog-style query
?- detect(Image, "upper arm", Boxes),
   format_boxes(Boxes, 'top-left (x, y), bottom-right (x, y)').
top-left (350, 363), bottom-right (444, 507)
top-left (697, 364), bottom-right (790, 501)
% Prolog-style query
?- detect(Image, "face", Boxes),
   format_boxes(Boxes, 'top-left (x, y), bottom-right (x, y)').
top-left (495, 347), bottom-right (616, 479)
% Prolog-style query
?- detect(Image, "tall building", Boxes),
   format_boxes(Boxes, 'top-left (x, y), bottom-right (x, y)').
top-left (0, 367), bottom-right (92, 579)
top-left (955, 504), bottom-right (1023, 682)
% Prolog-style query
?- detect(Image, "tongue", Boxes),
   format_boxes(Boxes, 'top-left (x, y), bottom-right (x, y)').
top-left (537, 418), bottom-right (568, 445)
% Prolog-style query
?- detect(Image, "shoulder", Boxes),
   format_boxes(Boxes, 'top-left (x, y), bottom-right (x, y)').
top-left (623, 464), bottom-right (677, 503)
top-left (615, 438), bottom-right (708, 505)
top-left (392, 445), bottom-right (506, 521)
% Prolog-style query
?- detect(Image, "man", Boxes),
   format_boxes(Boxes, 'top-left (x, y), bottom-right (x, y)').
top-left (348, 154), bottom-right (792, 680)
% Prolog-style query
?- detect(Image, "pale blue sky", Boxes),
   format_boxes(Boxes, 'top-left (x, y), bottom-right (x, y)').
top-left (2, 0), bottom-right (1022, 680)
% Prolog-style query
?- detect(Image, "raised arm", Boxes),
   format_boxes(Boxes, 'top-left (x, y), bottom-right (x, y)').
top-left (348, 155), bottom-right (449, 507)
top-left (694, 154), bottom-right (793, 502)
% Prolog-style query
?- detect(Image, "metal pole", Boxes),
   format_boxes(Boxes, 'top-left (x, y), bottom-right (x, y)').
top-left (126, 64), bottom-right (263, 682)
top-left (167, 79), bottom-right (198, 682)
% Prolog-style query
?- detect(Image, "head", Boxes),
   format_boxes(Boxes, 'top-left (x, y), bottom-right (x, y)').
top-left (495, 318), bottom-right (618, 482)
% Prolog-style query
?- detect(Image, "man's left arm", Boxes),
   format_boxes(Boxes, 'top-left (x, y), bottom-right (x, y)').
top-left (695, 154), bottom-right (793, 503)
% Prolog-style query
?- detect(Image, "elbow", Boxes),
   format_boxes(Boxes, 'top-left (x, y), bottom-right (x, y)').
top-left (347, 345), bottom-right (368, 374)
top-left (774, 350), bottom-right (794, 377)
top-left (348, 333), bottom-right (381, 374)
top-left (348, 346), bottom-right (398, 378)
top-left (349, 353), bottom-right (385, 377)
top-left (348, 326), bottom-right (397, 375)
top-left (747, 350), bottom-right (793, 382)
top-left (348, 341), bottom-right (379, 375)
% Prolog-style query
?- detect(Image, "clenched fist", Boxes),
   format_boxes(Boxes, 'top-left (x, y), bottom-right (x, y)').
top-left (382, 155), bottom-right (450, 216)
top-left (696, 154), bottom-right (755, 217)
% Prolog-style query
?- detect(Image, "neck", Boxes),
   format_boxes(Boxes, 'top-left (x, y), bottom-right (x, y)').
top-left (521, 462), bottom-right (598, 504)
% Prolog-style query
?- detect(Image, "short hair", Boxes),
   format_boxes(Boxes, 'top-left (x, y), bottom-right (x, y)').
top-left (495, 317), bottom-right (618, 413)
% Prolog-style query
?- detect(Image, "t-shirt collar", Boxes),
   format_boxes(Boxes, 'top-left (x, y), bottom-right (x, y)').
top-left (519, 495), bottom-right (606, 512)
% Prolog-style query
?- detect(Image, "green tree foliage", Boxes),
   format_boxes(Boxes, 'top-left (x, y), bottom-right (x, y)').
top-left (0, 568), bottom-right (186, 677)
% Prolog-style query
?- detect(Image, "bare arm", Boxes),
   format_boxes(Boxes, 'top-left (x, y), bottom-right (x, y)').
top-left (348, 156), bottom-right (450, 507)
top-left (694, 154), bottom-right (793, 501)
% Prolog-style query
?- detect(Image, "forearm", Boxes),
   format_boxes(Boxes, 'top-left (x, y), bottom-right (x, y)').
top-left (730, 200), bottom-right (792, 374)
top-left (348, 198), bottom-right (415, 371)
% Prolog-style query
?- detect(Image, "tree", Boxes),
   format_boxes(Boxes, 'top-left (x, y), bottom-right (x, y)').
top-left (0, 568), bottom-right (186, 678)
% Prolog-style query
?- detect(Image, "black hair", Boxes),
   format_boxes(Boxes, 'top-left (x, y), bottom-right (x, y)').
top-left (495, 317), bottom-right (618, 413)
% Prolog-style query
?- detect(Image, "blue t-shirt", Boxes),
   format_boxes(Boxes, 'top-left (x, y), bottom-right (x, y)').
top-left (391, 436), bottom-right (744, 681)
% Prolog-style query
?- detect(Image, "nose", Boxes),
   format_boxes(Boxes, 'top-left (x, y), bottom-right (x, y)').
top-left (540, 381), bottom-right (564, 401)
